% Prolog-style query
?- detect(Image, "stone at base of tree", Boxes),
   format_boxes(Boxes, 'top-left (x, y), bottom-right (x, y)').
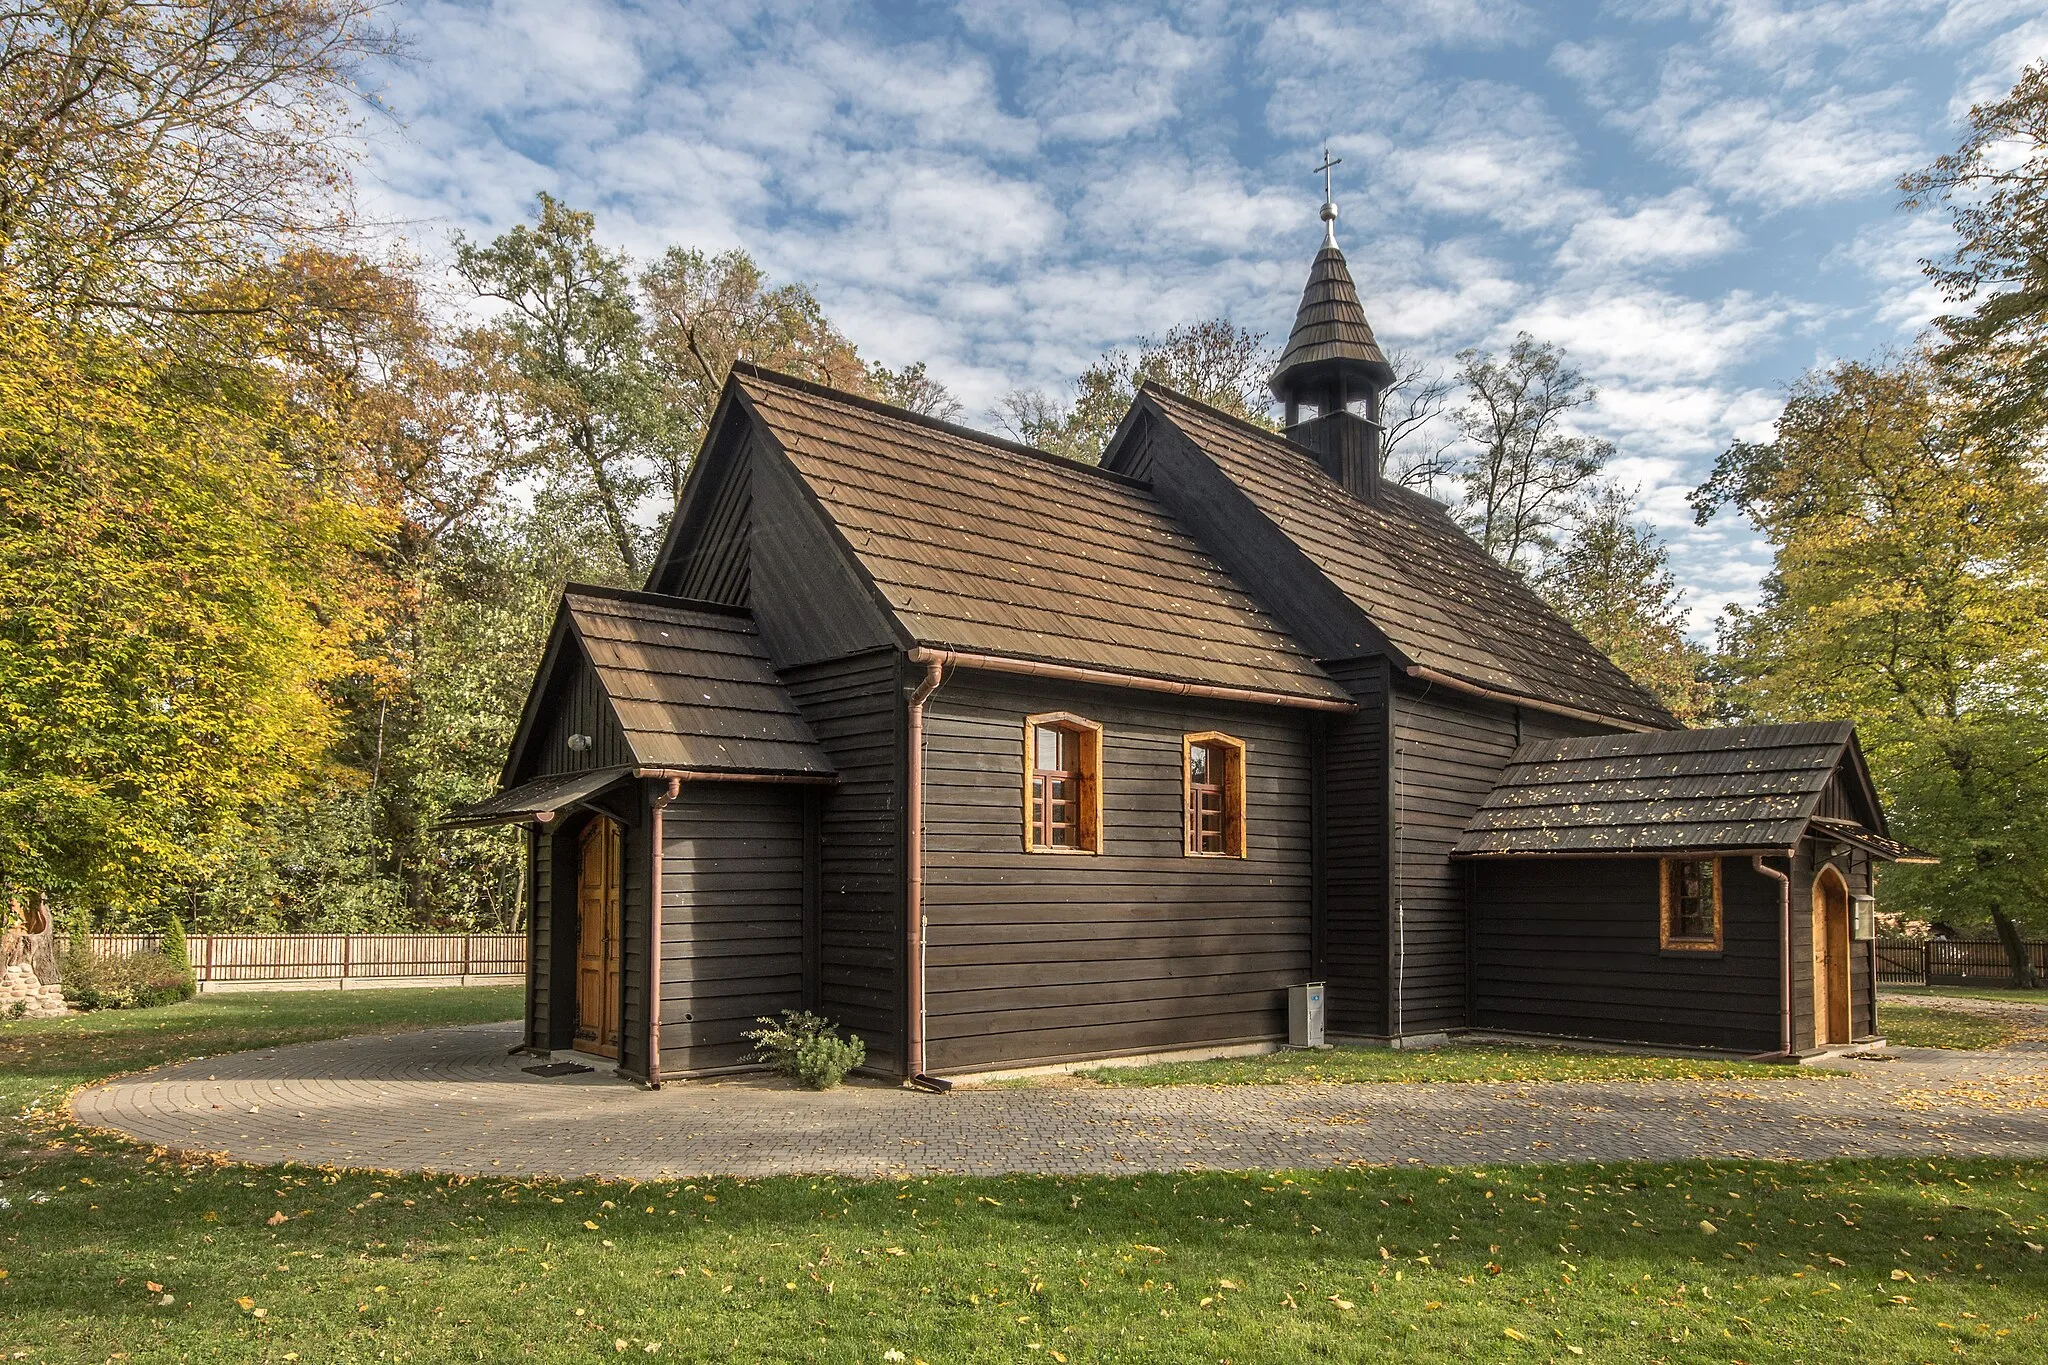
top-left (0, 962), bottom-right (68, 1018)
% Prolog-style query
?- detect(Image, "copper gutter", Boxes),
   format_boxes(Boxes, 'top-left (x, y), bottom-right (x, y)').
top-left (646, 776), bottom-right (681, 1088)
top-left (905, 656), bottom-right (947, 1083)
top-left (904, 648), bottom-right (1355, 714)
top-left (1402, 665), bottom-right (1662, 733)
top-left (1752, 854), bottom-right (1794, 1060)
top-left (633, 768), bottom-right (836, 785)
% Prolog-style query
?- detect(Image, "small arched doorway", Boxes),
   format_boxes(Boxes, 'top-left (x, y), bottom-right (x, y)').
top-left (574, 815), bottom-right (623, 1058)
top-left (1812, 865), bottom-right (1852, 1047)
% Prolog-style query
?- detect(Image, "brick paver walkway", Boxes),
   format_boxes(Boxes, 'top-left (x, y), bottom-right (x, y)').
top-left (72, 1024), bottom-right (2048, 1179)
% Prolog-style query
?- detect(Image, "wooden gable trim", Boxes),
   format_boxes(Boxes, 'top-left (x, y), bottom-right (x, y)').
top-left (726, 380), bottom-right (921, 657)
top-left (1181, 730), bottom-right (1248, 859)
top-left (645, 379), bottom-right (752, 596)
top-left (1836, 730), bottom-right (1890, 836)
top-left (499, 599), bottom-right (579, 787)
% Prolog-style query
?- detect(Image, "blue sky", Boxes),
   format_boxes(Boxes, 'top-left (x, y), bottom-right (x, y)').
top-left (360, 0), bottom-right (2048, 629)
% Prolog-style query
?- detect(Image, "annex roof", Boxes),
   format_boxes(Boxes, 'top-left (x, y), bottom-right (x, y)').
top-left (731, 366), bottom-right (1350, 706)
top-left (1136, 386), bottom-right (1676, 729)
top-left (1452, 721), bottom-right (1931, 859)
top-left (559, 587), bottom-right (836, 777)
top-left (441, 766), bottom-right (635, 829)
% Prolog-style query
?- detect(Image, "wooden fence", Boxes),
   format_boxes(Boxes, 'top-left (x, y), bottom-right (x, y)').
top-left (83, 933), bottom-right (524, 990)
top-left (1875, 937), bottom-right (2048, 988)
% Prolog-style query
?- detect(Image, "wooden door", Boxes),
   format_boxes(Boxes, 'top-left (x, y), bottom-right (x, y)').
top-left (1812, 871), bottom-right (1852, 1047)
top-left (575, 817), bottom-right (622, 1058)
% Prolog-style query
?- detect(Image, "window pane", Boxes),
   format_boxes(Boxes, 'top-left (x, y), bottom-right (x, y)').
top-left (1671, 860), bottom-right (1714, 939)
top-left (1034, 725), bottom-right (1064, 772)
top-left (1189, 743), bottom-right (1210, 784)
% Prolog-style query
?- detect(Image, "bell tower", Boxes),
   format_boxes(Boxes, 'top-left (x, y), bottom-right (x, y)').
top-left (1269, 149), bottom-right (1396, 501)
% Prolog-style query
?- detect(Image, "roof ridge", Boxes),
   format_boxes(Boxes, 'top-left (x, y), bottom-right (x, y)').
top-left (734, 361), bottom-right (1153, 492)
top-left (563, 581), bottom-right (754, 620)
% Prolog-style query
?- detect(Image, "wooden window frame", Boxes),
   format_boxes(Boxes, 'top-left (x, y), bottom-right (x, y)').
top-left (1022, 713), bottom-right (1103, 854)
top-left (1659, 856), bottom-right (1724, 952)
top-left (1182, 731), bottom-right (1248, 859)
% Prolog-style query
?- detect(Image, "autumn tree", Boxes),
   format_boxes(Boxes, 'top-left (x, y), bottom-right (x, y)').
top-left (1694, 353), bottom-right (2048, 935)
top-left (1379, 349), bottom-right (1456, 490)
top-left (1537, 485), bottom-right (1711, 724)
top-left (0, 0), bottom-right (398, 327)
top-left (638, 245), bottom-right (871, 496)
top-left (997, 319), bottom-right (1272, 462)
top-left (1901, 60), bottom-right (2048, 445)
top-left (0, 289), bottom-right (389, 914)
top-left (1449, 335), bottom-right (1612, 572)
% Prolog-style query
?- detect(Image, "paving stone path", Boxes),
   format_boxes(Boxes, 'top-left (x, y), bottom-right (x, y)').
top-left (72, 1023), bottom-right (2048, 1180)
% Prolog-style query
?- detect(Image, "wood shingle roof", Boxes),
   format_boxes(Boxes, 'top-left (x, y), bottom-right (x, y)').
top-left (560, 588), bottom-right (836, 777)
top-left (1269, 244), bottom-right (1395, 394)
top-left (1139, 386), bottom-right (1677, 729)
top-left (733, 367), bottom-right (1350, 705)
top-left (1454, 721), bottom-right (1883, 856)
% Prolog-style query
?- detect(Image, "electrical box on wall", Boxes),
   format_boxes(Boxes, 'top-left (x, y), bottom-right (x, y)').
top-left (1851, 894), bottom-right (1877, 941)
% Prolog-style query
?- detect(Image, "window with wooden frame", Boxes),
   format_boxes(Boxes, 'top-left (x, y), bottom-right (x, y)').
top-left (1023, 714), bottom-right (1102, 853)
top-left (1659, 857), bottom-right (1723, 951)
top-left (1183, 732), bottom-right (1248, 858)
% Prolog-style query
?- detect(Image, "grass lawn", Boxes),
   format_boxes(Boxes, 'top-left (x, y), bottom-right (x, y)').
top-left (1881, 1005), bottom-right (2027, 1051)
top-left (1077, 1045), bottom-right (1799, 1087)
top-left (5, 991), bottom-right (2048, 1362)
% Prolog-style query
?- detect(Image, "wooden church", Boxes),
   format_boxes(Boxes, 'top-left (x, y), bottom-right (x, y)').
top-left (455, 188), bottom-right (1929, 1085)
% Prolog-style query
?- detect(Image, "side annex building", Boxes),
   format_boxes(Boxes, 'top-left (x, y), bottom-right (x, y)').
top-left (455, 207), bottom-right (1930, 1084)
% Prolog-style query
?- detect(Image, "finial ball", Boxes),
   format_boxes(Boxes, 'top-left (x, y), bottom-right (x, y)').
top-left (1320, 200), bottom-right (1338, 223)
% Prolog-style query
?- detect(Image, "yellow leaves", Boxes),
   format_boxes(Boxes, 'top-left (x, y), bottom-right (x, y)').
top-left (1891, 1268), bottom-right (1917, 1282)
top-left (1699, 1220), bottom-right (1718, 1234)
top-left (1132, 1244), bottom-right (1165, 1256)
top-left (145, 1282), bottom-right (163, 1294)
top-left (2024, 1241), bottom-right (2045, 1254)
top-left (236, 1296), bottom-right (255, 1311)
top-left (977, 1196), bottom-right (1002, 1207)
top-left (1327, 1295), bottom-right (1355, 1311)
top-left (883, 1247), bottom-right (907, 1257)
top-left (1504, 1327), bottom-right (1529, 1341)
top-left (267, 1211), bottom-right (289, 1226)
top-left (583, 1220), bottom-right (600, 1231)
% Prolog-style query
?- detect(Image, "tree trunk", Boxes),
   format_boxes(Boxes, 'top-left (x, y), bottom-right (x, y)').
top-left (1991, 909), bottom-right (2037, 990)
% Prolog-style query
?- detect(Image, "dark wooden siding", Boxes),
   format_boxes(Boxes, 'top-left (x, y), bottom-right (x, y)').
top-left (921, 675), bottom-right (1315, 1072)
top-left (610, 784), bottom-right (654, 1081)
top-left (528, 824), bottom-right (550, 1049)
top-left (1472, 856), bottom-right (1782, 1052)
top-left (782, 648), bottom-right (904, 1074)
top-left (657, 785), bottom-right (807, 1073)
top-left (1389, 684), bottom-right (1614, 1035)
top-left (1319, 657), bottom-right (1388, 1036)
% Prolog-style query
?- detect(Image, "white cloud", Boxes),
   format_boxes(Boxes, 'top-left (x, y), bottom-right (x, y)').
top-left (1555, 188), bottom-right (1744, 270)
top-left (1507, 287), bottom-right (1799, 384)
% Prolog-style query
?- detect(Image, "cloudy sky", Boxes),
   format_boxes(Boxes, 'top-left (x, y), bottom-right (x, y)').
top-left (359, 0), bottom-right (2047, 630)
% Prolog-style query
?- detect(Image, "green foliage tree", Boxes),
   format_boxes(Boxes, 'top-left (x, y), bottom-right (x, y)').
top-left (1537, 486), bottom-right (1712, 724)
top-left (996, 319), bottom-right (1272, 462)
top-left (1450, 334), bottom-right (1612, 572)
top-left (1693, 353), bottom-right (2048, 934)
top-left (1900, 60), bottom-right (2048, 445)
top-left (455, 194), bottom-right (672, 581)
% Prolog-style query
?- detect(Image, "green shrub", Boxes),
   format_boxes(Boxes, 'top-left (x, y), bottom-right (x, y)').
top-left (59, 943), bottom-right (194, 1011)
top-left (742, 1009), bottom-right (867, 1089)
top-left (161, 915), bottom-right (192, 976)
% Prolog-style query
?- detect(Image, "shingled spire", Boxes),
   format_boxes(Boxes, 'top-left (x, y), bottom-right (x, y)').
top-left (1269, 150), bottom-right (1396, 501)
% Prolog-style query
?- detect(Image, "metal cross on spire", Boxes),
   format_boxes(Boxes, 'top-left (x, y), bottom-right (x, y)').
top-left (1314, 145), bottom-right (1342, 246)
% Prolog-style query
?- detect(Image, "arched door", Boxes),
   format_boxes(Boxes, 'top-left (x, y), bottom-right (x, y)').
top-left (1812, 866), bottom-right (1852, 1047)
top-left (575, 816), bottom-right (623, 1058)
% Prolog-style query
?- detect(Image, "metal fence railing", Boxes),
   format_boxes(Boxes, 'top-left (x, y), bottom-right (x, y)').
top-left (82, 933), bottom-right (524, 989)
top-left (1876, 937), bottom-right (2048, 988)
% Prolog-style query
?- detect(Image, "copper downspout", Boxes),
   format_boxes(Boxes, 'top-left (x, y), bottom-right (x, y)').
top-left (1753, 853), bottom-right (1794, 1060)
top-left (904, 647), bottom-right (1354, 714)
top-left (647, 776), bottom-right (681, 1089)
top-left (905, 657), bottom-right (946, 1083)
